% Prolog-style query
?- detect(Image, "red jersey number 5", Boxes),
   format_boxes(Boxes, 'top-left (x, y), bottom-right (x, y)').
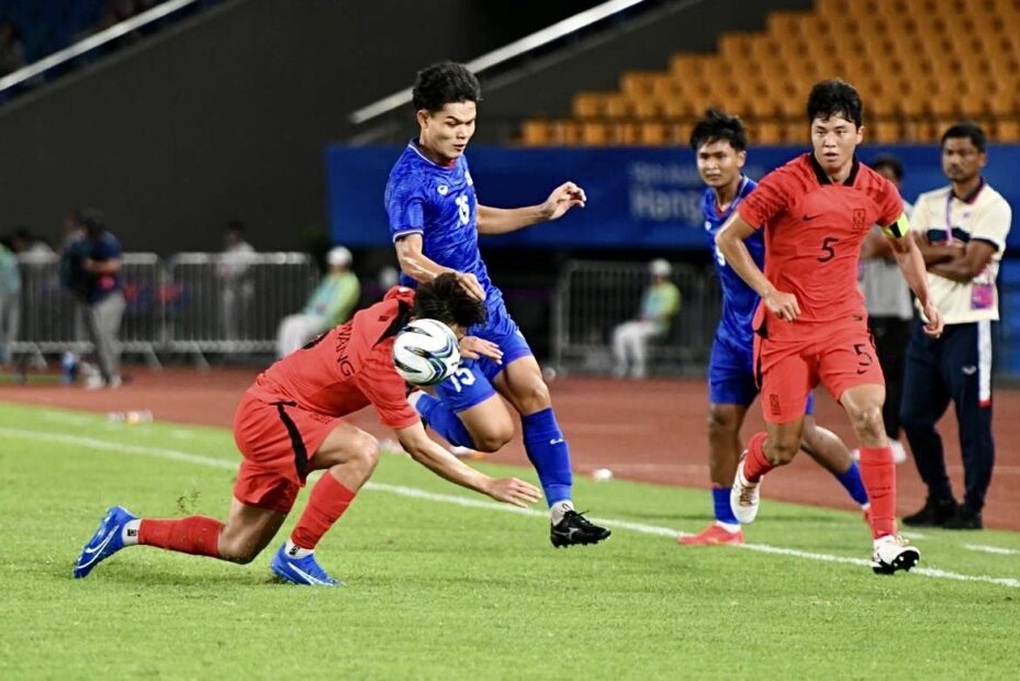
top-left (817, 237), bottom-right (839, 263)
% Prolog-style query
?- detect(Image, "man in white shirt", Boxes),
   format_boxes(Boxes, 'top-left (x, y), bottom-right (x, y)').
top-left (901, 122), bottom-right (1012, 530)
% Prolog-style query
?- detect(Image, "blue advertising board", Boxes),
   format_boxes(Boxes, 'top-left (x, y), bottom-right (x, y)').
top-left (327, 144), bottom-right (1020, 250)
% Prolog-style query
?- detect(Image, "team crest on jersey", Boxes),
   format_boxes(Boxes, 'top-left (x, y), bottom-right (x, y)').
top-left (437, 184), bottom-right (449, 196)
top-left (465, 171), bottom-right (473, 187)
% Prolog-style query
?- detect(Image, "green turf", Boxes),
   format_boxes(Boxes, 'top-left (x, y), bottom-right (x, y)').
top-left (0, 403), bottom-right (1017, 680)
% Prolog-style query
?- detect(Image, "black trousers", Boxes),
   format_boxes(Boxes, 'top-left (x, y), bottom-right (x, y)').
top-left (868, 315), bottom-right (912, 440)
top-left (900, 320), bottom-right (995, 512)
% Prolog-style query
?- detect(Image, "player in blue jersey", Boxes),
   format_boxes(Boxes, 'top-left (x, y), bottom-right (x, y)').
top-left (384, 61), bottom-right (610, 548)
top-left (679, 109), bottom-right (870, 546)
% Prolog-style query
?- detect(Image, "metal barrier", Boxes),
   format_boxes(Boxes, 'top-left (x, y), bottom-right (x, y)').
top-left (551, 260), bottom-right (720, 376)
top-left (10, 251), bottom-right (318, 368)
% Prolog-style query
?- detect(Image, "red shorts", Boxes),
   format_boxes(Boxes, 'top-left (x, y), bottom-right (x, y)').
top-left (232, 392), bottom-right (341, 514)
top-left (754, 321), bottom-right (884, 424)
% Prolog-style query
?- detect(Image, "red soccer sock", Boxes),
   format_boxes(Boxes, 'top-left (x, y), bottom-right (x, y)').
top-left (858, 446), bottom-right (897, 539)
top-left (138, 516), bottom-right (224, 558)
top-left (290, 472), bottom-right (356, 550)
top-left (741, 431), bottom-right (774, 483)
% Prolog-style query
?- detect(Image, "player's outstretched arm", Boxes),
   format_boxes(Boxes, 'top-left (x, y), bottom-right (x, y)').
top-left (395, 234), bottom-right (486, 301)
top-left (716, 213), bottom-right (800, 321)
top-left (476, 182), bottom-right (587, 235)
top-left (395, 423), bottom-right (542, 507)
top-left (889, 234), bottom-right (943, 337)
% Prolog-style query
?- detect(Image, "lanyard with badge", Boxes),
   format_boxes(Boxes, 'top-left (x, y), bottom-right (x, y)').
top-left (947, 192), bottom-right (995, 310)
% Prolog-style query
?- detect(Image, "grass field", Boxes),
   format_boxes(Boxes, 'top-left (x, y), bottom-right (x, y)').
top-left (1, 403), bottom-right (1017, 680)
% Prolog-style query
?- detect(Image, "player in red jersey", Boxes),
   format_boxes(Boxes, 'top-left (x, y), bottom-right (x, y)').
top-left (715, 79), bottom-right (944, 574)
top-left (73, 274), bottom-right (542, 586)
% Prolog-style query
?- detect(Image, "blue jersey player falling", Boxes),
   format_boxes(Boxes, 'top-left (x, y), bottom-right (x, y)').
top-left (384, 61), bottom-right (610, 548)
top-left (678, 109), bottom-right (869, 546)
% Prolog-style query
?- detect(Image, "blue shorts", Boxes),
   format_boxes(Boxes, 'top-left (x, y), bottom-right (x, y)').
top-left (434, 299), bottom-right (533, 412)
top-left (708, 333), bottom-right (814, 414)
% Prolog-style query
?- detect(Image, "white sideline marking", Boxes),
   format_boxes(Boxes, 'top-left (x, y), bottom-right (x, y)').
top-left (963, 544), bottom-right (1020, 556)
top-left (3, 425), bottom-right (1018, 589)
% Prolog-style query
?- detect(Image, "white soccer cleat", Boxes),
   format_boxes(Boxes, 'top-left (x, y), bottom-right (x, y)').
top-left (730, 455), bottom-right (761, 524)
top-left (888, 439), bottom-right (907, 464)
top-left (871, 534), bottom-right (920, 575)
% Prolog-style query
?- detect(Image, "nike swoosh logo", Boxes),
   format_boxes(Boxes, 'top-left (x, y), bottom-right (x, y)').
top-left (290, 564), bottom-right (331, 585)
top-left (962, 366), bottom-right (977, 375)
top-left (77, 530), bottom-right (115, 568)
top-left (803, 214), bottom-right (821, 221)
top-left (549, 438), bottom-right (564, 445)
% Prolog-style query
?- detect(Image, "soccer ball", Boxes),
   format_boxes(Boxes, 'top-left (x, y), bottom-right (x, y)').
top-left (392, 319), bottom-right (461, 386)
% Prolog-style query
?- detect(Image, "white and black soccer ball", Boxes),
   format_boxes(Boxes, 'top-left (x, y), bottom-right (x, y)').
top-left (392, 319), bottom-right (461, 386)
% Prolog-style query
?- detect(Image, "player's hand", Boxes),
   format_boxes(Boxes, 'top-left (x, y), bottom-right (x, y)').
top-left (452, 271), bottom-right (485, 301)
top-left (459, 336), bottom-right (502, 363)
top-left (764, 289), bottom-right (800, 322)
top-left (921, 301), bottom-right (944, 338)
top-left (485, 477), bottom-right (542, 507)
top-left (541, 181), bottom-right (587, 221)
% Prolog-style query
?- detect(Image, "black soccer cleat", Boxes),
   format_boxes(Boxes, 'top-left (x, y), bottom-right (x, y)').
top-left (550, 510), bottom-right (611, 548)
top-left (902, 496), bottom-right (958, 527)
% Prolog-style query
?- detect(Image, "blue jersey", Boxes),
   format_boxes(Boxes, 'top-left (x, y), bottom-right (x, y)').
top-left (384, 142), bottom-right (503, 314)
top-left (703, 176), bottom-right (764, 349)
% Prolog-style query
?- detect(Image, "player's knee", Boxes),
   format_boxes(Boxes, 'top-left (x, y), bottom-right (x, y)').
top-left (707, 407), bottom-right (738, 438)
top-left (765, 437), bottom-right (799, 465)
top-left (348, 430), bottom-right (380, 471)
top-left (848, 404), bottom-right (885, 439)
top-left (516, 381), bottom-right (551, 414)
top-left (472, 422), bottom-right (514, 453)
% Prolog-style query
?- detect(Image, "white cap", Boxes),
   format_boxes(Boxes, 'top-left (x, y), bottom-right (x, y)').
top-left (649, 258), bottom-right (672, 277)
top-left (327, 246), bottom-right (352, 267)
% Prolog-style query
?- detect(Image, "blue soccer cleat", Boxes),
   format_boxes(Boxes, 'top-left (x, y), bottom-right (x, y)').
top-left (73, 505), bottom-right (137, 579)
top-left (270, 543), bottom-right (343, 586)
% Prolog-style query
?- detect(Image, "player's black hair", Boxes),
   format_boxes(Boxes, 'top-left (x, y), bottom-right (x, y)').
top-left (870, 154), bottom-right (905, 182)
top-left (941, 121), bottom-right (986, 153)
top-left (413, 273), bottom-right (487, 329)
top-left (806, 79), bottom-right (863, 128)
top-left (689, 108), bottom-right (747, 152)
top-left (411, 61), bottom-right (482, 113)
top-left (74, 207), bottom-right (106, 236)
top-left (222, 219), bottom-right (246, 235)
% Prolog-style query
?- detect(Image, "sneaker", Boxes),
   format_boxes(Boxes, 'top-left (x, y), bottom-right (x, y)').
top-left (730, 454), bottom-right (761, 524)
top-left (678, 523), bottom-right (744, 546)
top-left (942, 505), bottom-right (983, 530)
top-left (73, 505), bottom-right (137, 579)
top-left (871, 534), bottom-right (921, 575)
top-left (902, 496), bottom-right (958, 527)
top-left (550, 510), bottom-right (611, 548)
top-left (270, 544), bottom-right (342, 586)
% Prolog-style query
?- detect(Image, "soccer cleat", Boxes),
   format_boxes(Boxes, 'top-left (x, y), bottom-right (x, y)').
top-left (270, 544), bottom-right (342, 586)
top-left (871, 534), bottom-right (921, 575)
top-left (677, 523), bottom-right (744, 546)
top-left (730, 455), bottom-right (761, 524)
top-left (550, 510), bottom-right (611, 548)
top-left (73, 505), bottom-right (137, 579)
top-left (902, 496), bottom-right (959, 527)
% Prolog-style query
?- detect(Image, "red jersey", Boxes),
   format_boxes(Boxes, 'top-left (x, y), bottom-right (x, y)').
top-left (246, 287), bottom-right (420, 430)
top-left (736, 154), bottom-right (904, 340)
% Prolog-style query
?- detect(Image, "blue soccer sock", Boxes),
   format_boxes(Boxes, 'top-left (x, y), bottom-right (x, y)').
top-left (522, 408), bottom-right (573, 506)
top-left (412, 393), bottom-right (474, 449)
top-left (835, 461), bottom-right (870, 507)
top-left (712, 486), bottom-right (740, 526)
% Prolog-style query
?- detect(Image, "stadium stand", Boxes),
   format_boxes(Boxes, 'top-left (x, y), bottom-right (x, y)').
top-left (520, 0), bottom-right (1020, 146)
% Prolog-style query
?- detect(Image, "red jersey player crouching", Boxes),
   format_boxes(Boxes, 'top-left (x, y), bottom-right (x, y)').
top-left (73, 273), bottom-right (541, 586)
top-left (715, 79), bottom-right (944, 574)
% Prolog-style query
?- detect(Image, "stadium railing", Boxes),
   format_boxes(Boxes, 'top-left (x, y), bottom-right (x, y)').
top-left (10, 251), bottom-right (318, 369)
top-left (550, 259), bottom-right (720, 376)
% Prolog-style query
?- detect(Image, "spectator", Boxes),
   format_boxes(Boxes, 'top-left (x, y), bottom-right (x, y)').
top-left (217, 220), bottom-right (256, 345)
top-left (853, 154), bottom-right (914, 464)
top-left (275, 246), bottom-right (360, 358)
top-left (0, 237), bottom-right (20, 366)
top-left (60, 208), bottom-right (125, 389)
top-left (901, 122), bottom-right (1012, 530)
top-left (611, 258), bottom-right (681, 378)
top-left (10, 227), bottom-right (55, 260)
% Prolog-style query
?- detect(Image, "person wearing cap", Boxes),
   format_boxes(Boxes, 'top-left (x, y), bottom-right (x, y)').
top-left (275, 246), bottom-right (361, 358)
top-left (611, 258), bottom-right (681, 378)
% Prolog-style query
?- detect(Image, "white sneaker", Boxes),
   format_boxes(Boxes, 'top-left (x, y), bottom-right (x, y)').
top-left (888, 439), bottom-right (907, 464)
top-left (871, 534), bottom-right (920, 575)
top-left (730, 455), bottom-right (761, 524)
